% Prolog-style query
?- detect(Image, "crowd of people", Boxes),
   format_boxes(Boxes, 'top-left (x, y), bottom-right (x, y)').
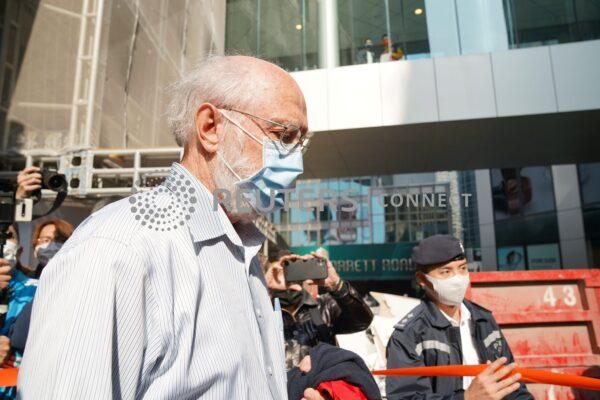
top-left (0, 55), bottom-right (534, 399)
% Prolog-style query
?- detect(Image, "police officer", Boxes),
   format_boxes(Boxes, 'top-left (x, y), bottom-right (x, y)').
top-left (386, 235), bottom-right (533, 400)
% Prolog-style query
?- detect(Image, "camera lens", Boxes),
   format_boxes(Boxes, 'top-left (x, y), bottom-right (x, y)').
top-left (48, 175), bottom-right (63, 190)
top-left (43, 171), bottom-right (67, 192)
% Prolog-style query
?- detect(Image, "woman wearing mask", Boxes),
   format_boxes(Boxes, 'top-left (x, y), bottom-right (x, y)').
top-left (32, 219), bottom-right (73, 279)
top-left (0, 224), bottom-right (38, 399)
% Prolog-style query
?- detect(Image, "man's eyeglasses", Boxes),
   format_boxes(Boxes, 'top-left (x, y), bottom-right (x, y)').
top-left (226, 108), bottom-right (313, 154)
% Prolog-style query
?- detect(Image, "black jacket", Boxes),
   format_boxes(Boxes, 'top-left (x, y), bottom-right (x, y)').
top-left (282, 281), bottom-right (373, 370)
top-left (386, 299), bottom-right (533, 400)
top-left (287, 343), bottom-right (382, 400)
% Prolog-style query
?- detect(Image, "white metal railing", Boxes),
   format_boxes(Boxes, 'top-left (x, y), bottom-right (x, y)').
top-left (21, 147), bottom-right (285, 246)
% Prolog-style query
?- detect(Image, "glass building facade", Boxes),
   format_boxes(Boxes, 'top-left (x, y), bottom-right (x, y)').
top-left (579, 162), bottom-right (600, 266)
top-left (226, 0), bottom-right (600, 71)
top-left (224, 0), bottom-right (600, 277)
top-left (269, 170), bottom-right (479, 260)
top-left (491, 166), bottom-right (561, 270)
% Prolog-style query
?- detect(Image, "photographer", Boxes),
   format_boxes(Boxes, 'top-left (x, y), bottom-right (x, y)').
top-left (265, 250), bottom-right (373, 370)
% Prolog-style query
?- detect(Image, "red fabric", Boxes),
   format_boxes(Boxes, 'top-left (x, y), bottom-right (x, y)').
top-left (316, 380), bottom-right (369, 400)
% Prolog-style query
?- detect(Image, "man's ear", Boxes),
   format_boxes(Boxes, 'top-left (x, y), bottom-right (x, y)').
top-left (194, 103), bottom-right (221, 154)
top-left (415, 270), bottom-right (427, 289)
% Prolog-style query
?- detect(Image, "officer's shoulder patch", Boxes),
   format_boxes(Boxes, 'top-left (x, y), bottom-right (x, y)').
top-left (393, 302), bottom-right (425, 331)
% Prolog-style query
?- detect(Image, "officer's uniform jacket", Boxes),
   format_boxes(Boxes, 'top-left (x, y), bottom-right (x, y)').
top-left (385, 298), bottom-right (533, 400)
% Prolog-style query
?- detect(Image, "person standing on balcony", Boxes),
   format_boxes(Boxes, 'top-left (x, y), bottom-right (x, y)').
top-left (356, 38), bottom-right (375, 64)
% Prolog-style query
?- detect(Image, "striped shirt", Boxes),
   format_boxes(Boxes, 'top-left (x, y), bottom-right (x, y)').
top-left (18, 163), bottom-right (287, 399)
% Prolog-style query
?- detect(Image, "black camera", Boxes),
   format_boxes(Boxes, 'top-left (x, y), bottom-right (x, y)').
top-left (40, 170), bottom-right (68, 193)
top-left (0, 169), bottom-right (68, 225)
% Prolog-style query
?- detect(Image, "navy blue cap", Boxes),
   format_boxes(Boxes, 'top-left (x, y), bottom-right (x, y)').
top-left (411, 235), bottom-right (465, 267)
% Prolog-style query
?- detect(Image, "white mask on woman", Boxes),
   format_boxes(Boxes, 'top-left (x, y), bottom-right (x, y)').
top-left (2, 241), bottom-right (18, 268)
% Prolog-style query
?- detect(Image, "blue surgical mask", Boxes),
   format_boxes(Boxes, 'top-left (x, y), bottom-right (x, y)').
top-left (35, 241), bottom-right (63, 267)
top-left (219, 112), bottom-right (304, 214)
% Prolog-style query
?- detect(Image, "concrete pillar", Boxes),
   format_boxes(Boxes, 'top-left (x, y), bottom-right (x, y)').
top-left (318, 0), bottom-right (339, 69)
top-left (424, 0), bottom-right (508, 57)
top-left (454, 0), bottom-right (509, 55)
top-left (552, 164), bottom-right (588, 268)
top-left (475, 169), bottom-right (497, 270)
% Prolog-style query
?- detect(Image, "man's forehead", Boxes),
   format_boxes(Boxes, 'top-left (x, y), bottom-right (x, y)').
top-left (263, 99), bottom-right (307, 130)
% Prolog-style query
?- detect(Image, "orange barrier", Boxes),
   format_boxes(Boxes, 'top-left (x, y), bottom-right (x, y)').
top-left (3, 365), bottom-right (598, 391)
top-left (0, 368), bottom-right (17, 387)
top-left (372, 365), bottom-right (600, 392)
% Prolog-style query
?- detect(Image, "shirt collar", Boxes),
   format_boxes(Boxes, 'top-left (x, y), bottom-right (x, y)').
top-left (439, 302), bottom-right (471, 327)
top-left (164, 163), bottom-right (265, 250)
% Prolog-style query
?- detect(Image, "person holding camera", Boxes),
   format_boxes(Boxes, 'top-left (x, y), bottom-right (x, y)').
top-left (265, 250), bottom-right (374, 370)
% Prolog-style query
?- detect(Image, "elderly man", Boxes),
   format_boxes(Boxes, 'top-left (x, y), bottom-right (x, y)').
top-left (19, 56), bottom-right (323, 400)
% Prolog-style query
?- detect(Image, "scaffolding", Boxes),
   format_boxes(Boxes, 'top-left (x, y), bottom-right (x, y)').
top-left (1, 0), bottom-right (284, 246)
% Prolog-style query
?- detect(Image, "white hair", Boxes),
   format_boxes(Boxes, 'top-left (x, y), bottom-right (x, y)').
top-left (166, 55), bottom-right (258, 147)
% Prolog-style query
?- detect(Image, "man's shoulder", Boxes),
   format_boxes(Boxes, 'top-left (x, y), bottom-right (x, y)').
top-left (67, 188), bottom-right (182, 249)
top-left (65, 196), bottom-right (140, 247)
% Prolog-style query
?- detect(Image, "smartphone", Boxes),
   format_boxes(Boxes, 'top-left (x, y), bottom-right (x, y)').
top-left (283, 258), bottom-right (328, 282)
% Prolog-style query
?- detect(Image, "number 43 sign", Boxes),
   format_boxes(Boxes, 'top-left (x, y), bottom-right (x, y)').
top-left (542, 285), bottom-right (578, 308)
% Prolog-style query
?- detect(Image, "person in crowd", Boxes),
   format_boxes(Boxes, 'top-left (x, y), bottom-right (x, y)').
top-left (265, 250), bottom-right (373, 370)
top-left (386, 235), bottom-right (533, 400)
top-left (0, 224), bottom-right (37, 399)
top-left (19, 55), bottom-right (329, 400)
top-left (391, 44), bottom-right (404, 61)
top-left (356, 38), bottom-right (375, 64)
top-left (380, 34), bottom-right (394, 62)
top-left (30, 219), bottom-right (73, 279)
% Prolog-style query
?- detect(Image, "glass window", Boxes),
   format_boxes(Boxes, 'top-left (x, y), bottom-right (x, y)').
top-left (388, 0), bottom-right (429, 60)
top-left (503, 0), bottom-right (600, 49)
top-left (491, 166), bottom-right (556, 220)
top-left (578, 163), bottom-right (600, 266)
top-left (225, 0), bottom-right (320, 72)
top-left (491, 166), bottom-right (561, 268)
top-left (337, 0), bottom-right (429, 66)
top-left (576, 0), bottom-right (600, 41)
top-left (579, 162), bottom-right (600, 206)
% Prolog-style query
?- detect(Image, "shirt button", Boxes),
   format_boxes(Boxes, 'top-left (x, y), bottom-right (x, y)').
top-left (256, 308), bottom-right (262, 318)
top-left (267, 366), bottom-right (273, 376)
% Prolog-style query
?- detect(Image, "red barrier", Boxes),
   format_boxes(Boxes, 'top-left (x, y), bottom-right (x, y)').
top-left (467, 269), bottom-right (600, 400)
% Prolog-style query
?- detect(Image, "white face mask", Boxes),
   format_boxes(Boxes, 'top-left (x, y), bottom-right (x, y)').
top-left (2, 241), bottom-right (18, 268)
top-left (424, 273), bottom-right (470, 307)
